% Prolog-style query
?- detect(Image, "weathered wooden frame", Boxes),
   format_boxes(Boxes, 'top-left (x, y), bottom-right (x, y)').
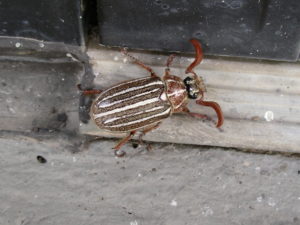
top-left (80, 42), bottom-right (300, 153)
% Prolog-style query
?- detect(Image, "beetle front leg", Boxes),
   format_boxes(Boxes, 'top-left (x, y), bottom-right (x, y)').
top-left (180, 106), bottom-right (212, 122)
top-left (121, 49), bottom-right (158, 78)
top-left (181, 103), bottom-right (223, 128)
top-left (163, 54), bottom-right (183, 82)
top-left (166, 54), bottom-right (176, 69)
top-left (163, 54), bottom-right (187, 83)
top-left (113, 131), bottom-right (137, 157)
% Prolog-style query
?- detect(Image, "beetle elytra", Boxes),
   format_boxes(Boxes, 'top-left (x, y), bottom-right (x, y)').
top-left (80, 39), bottom-right (224, 156)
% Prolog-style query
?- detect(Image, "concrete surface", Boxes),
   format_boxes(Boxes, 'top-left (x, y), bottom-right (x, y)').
top-left (1, 133), bottom-right (300, 225)
top-left (0, 36), bottom-right (93, 133)
top-left (0, 60), bottom-right (83, 132)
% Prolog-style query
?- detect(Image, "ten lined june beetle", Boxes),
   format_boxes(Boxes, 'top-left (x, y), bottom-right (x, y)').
top-left (81, 39), bottom-right (224, 156)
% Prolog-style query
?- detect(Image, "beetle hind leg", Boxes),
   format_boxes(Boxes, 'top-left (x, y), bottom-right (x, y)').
top-left (77, 84), bottom-right (102, 95)
top-left (113, 131), bottom-right (136, 157)
top-left (138, 122), bottom-right (161, 151)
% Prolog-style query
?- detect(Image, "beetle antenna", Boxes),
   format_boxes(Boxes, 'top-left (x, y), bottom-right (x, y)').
top-left (196, 97), bottom-right (224, 128)
top-left (185, 39), bottom-right (203, 75)
top-left (185, 39), bottom-right (206, 92)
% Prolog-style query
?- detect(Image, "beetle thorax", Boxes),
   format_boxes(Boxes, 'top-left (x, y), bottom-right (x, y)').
top-left (164, 77), bottom-right (188, 111)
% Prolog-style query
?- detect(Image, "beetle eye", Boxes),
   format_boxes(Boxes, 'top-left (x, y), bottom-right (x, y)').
top-left (183, 77), bottom-right (194, 86)
top-left (187, 86), bottom-right (198, 99)
top-left (184, 77), bottom-right (198, 99)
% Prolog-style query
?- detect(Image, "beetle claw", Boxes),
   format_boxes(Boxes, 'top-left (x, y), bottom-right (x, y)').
top-left (114, 149), bottom-right (126, 157)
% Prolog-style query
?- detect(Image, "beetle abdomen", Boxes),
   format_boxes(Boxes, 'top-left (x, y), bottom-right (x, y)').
top-left (92, 77), bottom-right (172, 132)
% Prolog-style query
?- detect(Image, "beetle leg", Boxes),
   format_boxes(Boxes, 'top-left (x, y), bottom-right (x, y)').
top-left (185, 39), bottom-right (203, 74)
top-left (138, 122), bottom-right (161, 150)
top-left (81, 136), bottom-right (104, 150)
top-left (180, 106), bottom-right (212, 122)
top-left (163, 71), bottom-right (183, 82)
top-left (121, 49), bottom-right (158, 78)
top-left (77, 84), bottom-right (102, 95)
top-left (113, 131), bottom-right (136, 157)
top-left (164, 54), bottom-right (177, 79)
top-left (166, 54), bottom-right (176, 69)
top-left (81, 90), bottom-right (102, 95)
top-left (163, 59), bottom-right (183, 82)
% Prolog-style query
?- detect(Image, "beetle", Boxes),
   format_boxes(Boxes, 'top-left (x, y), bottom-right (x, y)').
top-left (80, 39), bottom-right (224, 156)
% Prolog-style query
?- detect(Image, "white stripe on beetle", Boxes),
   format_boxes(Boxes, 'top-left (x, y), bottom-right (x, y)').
top-left (105, 77), bottom-right (148, 90)
top-left (99, 80), bottom-right (163, 103)
top-left (167, 89), bottom-right (185, 97)
top-left (99, 88), bottom-right (161, 108)
top-left (104, 105), bottom-right (166, 124)
top-left (107, 108), bottom-right (171, 128)
top-left (94, 97), bottom-right (160, 119)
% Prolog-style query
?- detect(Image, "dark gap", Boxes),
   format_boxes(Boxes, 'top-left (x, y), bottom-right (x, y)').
top-left (83, 0), bottom-right (99, 39)
top-left (257, 0), bottom-right (270, 31)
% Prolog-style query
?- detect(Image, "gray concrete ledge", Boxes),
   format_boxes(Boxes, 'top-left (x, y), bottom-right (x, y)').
top-left (0, 134), bottom-right (300, 225)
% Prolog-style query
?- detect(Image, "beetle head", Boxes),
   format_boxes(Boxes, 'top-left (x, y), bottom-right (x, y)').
top-left (183, 73), bottom-right (206, 99)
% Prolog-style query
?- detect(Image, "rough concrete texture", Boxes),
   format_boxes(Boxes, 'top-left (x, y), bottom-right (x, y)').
top-left (0, 59), bottom-right (83, 132)
top-left (1, 134), bottom-right (300, 225)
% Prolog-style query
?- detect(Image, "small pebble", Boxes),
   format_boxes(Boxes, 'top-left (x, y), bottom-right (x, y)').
top-left (37, 155), bottom-right (47, 164)
top-left (130, 221), bottom-right (138, 225)
top-left (264, 111), bottom-right (274, 122)
top-left (170, 199), bottom-right (178, 207)
top-left (267, 198), bottom-right (276, 207)
top-left (257, 196), bottom-right (263, 202)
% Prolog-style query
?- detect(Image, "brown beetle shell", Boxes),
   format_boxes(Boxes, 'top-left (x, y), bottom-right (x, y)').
top-left (91, 76), bottom-right (172, 132)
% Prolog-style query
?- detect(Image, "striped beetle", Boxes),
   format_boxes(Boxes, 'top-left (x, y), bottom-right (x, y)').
top-left (81, 39), bottom-right (224, 156)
